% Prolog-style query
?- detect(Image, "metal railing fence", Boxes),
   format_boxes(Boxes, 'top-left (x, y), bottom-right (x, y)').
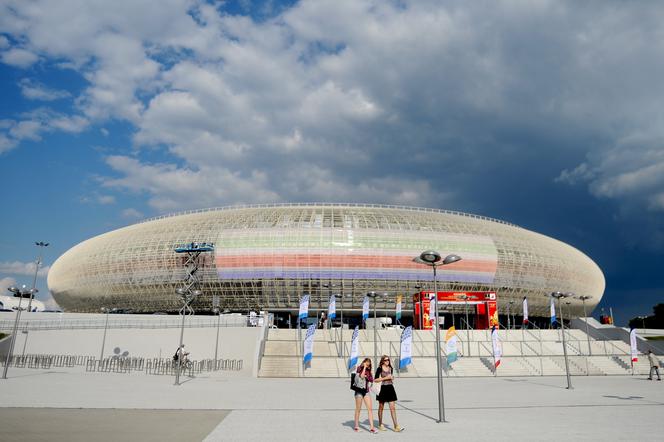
top-left (0, 315), bottom-right (251, 332)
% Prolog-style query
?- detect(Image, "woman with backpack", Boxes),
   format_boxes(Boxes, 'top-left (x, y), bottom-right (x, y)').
top-left (352, 358), bottom-right (377, 433)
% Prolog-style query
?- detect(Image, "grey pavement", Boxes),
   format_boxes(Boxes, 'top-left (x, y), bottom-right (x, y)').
top-left (1, 368), bottom-right (663, 441)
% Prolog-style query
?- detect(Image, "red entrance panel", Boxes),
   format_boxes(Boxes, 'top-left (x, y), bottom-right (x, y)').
top-left (413, 291), bottom-right (498, 330)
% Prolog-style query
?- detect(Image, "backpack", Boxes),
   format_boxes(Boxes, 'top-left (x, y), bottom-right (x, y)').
top-left (173, 351), bottom-right (179, 362)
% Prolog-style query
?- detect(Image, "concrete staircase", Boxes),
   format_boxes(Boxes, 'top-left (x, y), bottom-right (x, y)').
top-left (257, 327), bottom-right (657, 378)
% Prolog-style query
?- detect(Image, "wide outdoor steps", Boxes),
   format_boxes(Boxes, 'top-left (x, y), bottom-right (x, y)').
top-left (258, 328), bottom-right (655, 378)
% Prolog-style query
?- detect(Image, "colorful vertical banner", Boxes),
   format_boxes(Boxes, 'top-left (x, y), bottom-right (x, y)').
top-left (522, 297), bottom-right (529, 324)
top-left (362, 296), bottom-right (369, 321)
top-left (630, 328), bottom-right (638, 362)
top-left (550, 297), bottom-right (557, 326)
top-left (303, 324), bottom-right (316, 364)
top-left (445, 326), bottom-right (458, 365)
top-left (429, 293), bottom-right (437, 329)
top-left (399, 326), bottom-right (413, 369)
top-left (328, 295), bottom-right (336, 320)
top-left (299, 295), bottom-right (310, 321)
top-left (395, 294), bottom-right (403, 321)
top-left (491, 326), bottom-right (502, 369)
top-left (348, 326), bottom-right (360, 369)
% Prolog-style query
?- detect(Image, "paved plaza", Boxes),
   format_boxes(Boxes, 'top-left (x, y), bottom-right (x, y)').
top-left (1, 368), bottom-right (663, 441)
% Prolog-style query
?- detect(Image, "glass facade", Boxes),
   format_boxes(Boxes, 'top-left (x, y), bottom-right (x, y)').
top-left (47, 204), bottom-right (604, 317)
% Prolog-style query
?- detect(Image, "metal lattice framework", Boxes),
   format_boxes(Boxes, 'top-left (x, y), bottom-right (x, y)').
top-left (47, 204), bottom-right (605, 317)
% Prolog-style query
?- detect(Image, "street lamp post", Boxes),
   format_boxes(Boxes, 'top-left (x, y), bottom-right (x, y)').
top-left (551, 291), bottom-right (573, 389)
top-left (508, 301), bottom-right (515, 330)
top-left (99, 307), bottom-right (110, 361)
top-left (414, 251), bottom-right (462, 423)
top-left (2, 285), bottom-right (33, 379)
top-left (366, 291), bottom-right (383, 368)
top-left (333, 293), bottom-right (345, 359)
top-left (213, 295), bottom-right (221, 364)
top-left (27, 242), bottom-right (49, 313)
top-left (576, 295), bottom-right (593, 356)
top-left (459, 294), bottom-right (471, 356)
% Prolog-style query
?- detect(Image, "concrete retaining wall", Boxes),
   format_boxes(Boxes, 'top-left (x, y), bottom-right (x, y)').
top-left (0, 313), bottom-right (264, 377)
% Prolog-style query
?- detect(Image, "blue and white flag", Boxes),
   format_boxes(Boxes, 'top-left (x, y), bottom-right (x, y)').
top-left (348, 326), bottom-right (360, 369)
top-left (328, 295), bottom-right (336, 320)
top-left (550, 297), bottom-right (557, 326)
top-left (299, 295), bottom-right (310, 321)
top-left (522, 297), bottom-right (529, 324)
top-left (399, 326), bottom-right (413, 369)
top-left (303, 324), bottom-right (316, 364)
top-left (362, 296), bottom-right (369, 321)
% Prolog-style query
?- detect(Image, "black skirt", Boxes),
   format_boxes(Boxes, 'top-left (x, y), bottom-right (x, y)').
top-left (377, 384), bottom-right (398, 403)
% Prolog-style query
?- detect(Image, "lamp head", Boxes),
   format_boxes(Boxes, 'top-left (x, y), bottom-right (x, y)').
top-left (419, 250), bottom-right (442, 264)
top-left (8, 286), bottom-right (18, 294)
top-left (442, 254), bottom-right (462, 265)
top-left (175, 288), bottom-right (186, 296)
top-left (192, 290), bottom-right (202, 297)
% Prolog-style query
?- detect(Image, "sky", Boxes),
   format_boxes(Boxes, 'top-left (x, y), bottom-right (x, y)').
top-left (1, 0), bottom-right (663, 325)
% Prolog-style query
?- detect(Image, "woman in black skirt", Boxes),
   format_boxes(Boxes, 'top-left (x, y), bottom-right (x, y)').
top-left (374, 355), bottom-right (403, 432)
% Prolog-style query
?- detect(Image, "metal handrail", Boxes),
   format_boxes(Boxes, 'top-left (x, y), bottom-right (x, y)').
top-left (0, 316), bottom-right (250, 331)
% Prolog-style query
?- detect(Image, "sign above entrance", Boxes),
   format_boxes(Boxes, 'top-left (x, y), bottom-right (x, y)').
top-left (413, 291), bottom-right (498, 330)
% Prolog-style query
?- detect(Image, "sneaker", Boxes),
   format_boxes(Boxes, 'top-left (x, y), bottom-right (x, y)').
top-left (369, 428), bottom-right (378, 434)
top-left (394, 425), bottom-right (404, 432)
top-left (353, 427), bottom-right (359, 432)
top-left (378, 425), bottom-right (387, 431)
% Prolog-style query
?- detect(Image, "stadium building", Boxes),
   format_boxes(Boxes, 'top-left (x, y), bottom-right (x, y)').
top-left (47, 204), bottom-right (604, 325)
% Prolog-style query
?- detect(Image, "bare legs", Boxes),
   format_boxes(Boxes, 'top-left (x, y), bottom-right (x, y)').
top-left (388, 401), bottom-right (399, 428)
top-left (377, 401), bottom-right (399, 428)
top-left (354, 395), bottom-right (363, 429)
top-left (363, 395), bottom-right (375, 430)
top-left (354, 394), bottom-right (375, 430)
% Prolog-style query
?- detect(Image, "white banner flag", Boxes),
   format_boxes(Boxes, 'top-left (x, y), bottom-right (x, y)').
top-left (550, 297), bottom-right (557, 325)
top-left (399, 326), bottom-right (413, 369)
top-left (522, 297), bottom-right (529, 324)
top-left (429, 293), bottom-right (437, 329)
top-left (303, 324), bottom-right (316, 364)
top-left (362, 296), bottom-right (369, 321)
top-left (348, 326), bottom-right (360, 369)
top-left (299, 295), bottom-right (310, 320)
top-left (630, 328), bottom-right (638, 362)
top-left (328, 295), bottom-right (336, 320)
top-left (491, 326), bottom-right (502, 369)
